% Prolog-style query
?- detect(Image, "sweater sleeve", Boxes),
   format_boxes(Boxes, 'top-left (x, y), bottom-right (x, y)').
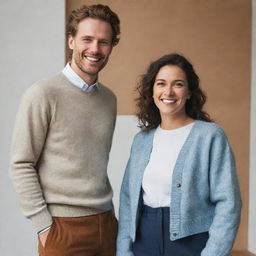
top-left (9, 84), bottom-right (54, 233)
top-left (116, 137), bottom-right (137, 256)
top-left (201, 129), bottom-right (242, 256)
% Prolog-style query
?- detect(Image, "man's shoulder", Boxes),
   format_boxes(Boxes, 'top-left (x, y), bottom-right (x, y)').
top-left (98, 82), bottom-right (117, 100)
top-left (23, 73), bottom-right (65, 100)
top-left (31, 72), bottom-right (66, 91)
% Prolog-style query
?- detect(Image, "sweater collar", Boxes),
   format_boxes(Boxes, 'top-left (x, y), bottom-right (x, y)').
top-left (62, 63), bottom-right (99, 92)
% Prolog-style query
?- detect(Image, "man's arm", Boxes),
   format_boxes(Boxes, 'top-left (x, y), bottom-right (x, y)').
top-left (10, 84), bottom-right (53, 233)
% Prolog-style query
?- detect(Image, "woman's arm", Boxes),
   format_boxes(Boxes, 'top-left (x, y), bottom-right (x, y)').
top-left (116, 159), bottom-right (135, 256)
top-left (201, 129), bottom-right (242, 256)
top-left (116, 137), bottom-right (138, 256)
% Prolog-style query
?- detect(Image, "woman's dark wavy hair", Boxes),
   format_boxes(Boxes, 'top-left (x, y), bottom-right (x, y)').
top-left (136, 53), bottom-right (212, 130)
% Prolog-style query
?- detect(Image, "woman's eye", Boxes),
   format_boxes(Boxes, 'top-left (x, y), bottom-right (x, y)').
top-left (175, 83), bottom-right (184, 87)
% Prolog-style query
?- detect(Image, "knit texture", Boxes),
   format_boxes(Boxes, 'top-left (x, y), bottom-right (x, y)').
top-left (10, 73), bottom-right (117, 233)
top-left (117, 120), bottom-right (241, 256)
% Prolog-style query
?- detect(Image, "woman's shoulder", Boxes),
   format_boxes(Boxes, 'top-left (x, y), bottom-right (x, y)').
top-left (133, 128), bottom-right (155, 141)
top-left (190, 121), bottom-right (232, 151)
top-left (195, 120), bottom-right (226, 137)
top-left (129, 129), bottom-right (156, 151)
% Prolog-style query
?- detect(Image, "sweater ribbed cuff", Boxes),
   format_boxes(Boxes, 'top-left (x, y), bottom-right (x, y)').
top-left (30, 208), bottom-right (53, 234)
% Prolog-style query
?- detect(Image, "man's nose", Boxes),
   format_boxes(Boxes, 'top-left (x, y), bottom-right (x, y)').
top-left (90, 41), bottom-right (100, 54)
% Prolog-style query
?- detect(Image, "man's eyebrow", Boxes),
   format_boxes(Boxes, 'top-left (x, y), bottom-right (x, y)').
top-left (81, 35), bottom-right (93, 38)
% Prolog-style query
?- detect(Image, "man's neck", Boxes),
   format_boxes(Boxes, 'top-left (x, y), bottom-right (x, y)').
top-left (70, 62), bottom-right (97, 86)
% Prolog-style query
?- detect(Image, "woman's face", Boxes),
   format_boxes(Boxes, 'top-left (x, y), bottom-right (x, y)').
top-left (153, 65), bottom-right (190, 121)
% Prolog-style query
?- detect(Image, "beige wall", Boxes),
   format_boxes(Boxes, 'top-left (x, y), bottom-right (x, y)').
top-left (249, 1), bottom-right (256, 253)
top-left (66, 0), bottom-right (251, 251)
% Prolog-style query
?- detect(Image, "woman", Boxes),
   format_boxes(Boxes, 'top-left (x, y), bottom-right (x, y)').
top-left (116, 53), bottom-right (241, 256)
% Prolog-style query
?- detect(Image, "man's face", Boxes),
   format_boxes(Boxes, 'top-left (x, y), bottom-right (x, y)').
top-left (68, 17), bottom-right (113, 85)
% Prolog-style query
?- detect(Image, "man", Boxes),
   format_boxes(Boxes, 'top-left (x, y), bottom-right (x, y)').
top-left (10, 4), bottom-right (120, 256)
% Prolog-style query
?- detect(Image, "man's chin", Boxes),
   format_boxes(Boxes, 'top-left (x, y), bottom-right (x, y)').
top-left (76, 60), bottom-right (107, 77)
top-left (79, 66), bottom-right (101, 76)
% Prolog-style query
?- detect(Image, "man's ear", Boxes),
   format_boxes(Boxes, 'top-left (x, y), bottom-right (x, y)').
top-left (68, 35), bottom-right (75, 50)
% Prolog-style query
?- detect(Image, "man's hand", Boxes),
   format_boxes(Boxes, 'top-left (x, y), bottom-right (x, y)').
top-left (39, 228), bottom-right (51, 247)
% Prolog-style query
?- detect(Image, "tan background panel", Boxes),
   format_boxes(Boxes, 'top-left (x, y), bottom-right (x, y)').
top-left (66, 0), bottom-right (251, 251)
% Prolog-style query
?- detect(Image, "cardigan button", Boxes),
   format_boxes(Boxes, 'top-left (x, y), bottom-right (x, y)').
top-left (172, 232), bottom-right (177, 237)
top-left (176, 183), bottom-right (181, 188)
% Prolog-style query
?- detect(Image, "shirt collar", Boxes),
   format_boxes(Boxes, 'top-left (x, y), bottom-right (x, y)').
top-left (62, 63), bottom-right (99, 92)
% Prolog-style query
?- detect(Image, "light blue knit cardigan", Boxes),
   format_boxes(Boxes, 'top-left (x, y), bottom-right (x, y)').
top-left (117, 120), bottom-right (242, 256)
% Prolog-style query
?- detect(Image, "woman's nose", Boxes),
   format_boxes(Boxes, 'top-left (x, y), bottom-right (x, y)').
top-left (164, 85), bottom-right (174, 96)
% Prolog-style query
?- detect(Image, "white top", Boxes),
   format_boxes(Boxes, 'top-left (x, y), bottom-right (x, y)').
top-left (142, 122), bottom-right (194, 208)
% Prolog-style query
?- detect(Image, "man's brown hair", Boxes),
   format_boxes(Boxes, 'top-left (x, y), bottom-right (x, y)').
top-left (66, 4), bottom-right (120, 60)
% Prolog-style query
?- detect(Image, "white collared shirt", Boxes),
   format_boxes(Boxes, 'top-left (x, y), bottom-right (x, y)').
top-left (62, 63), bottom-right (98, 92)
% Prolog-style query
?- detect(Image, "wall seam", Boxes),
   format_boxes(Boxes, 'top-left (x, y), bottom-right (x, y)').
top-left (249, 0), bottom-right (256, 254)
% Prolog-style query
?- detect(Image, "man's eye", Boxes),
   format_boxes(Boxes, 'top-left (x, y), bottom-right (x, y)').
top-left (100, 41), bottom-right (110, 45)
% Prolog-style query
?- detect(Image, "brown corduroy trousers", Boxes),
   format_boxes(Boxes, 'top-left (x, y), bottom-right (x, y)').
top-left (38, 211), bottom-right (118, 256)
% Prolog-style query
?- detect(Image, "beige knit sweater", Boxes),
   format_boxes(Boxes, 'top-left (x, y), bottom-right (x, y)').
top-left (10, 73), bottom-right (117, 233)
